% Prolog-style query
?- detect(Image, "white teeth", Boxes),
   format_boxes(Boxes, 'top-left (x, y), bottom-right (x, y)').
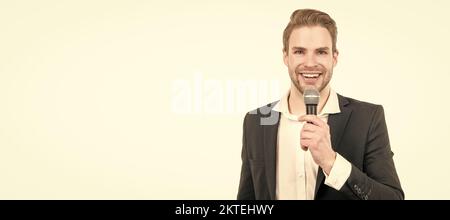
top-left (301, 73), bottom-right (320, 78)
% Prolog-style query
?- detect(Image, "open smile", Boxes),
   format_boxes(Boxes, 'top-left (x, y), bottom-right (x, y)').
top-left (298, 72), bottom-right (322, 84)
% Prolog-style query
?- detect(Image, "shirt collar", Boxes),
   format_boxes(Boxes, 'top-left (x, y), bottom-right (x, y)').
top-left (273, 88), bottom-right (341, 121)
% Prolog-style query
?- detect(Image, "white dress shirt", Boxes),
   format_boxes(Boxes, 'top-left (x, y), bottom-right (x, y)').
top-left (273, 89), bottom-right (352, 200)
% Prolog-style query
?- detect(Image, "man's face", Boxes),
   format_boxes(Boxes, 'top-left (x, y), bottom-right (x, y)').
top-left (283, 26), bottom-right (338, 94)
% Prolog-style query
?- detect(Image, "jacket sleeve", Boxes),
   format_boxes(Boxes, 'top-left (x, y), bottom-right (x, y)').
top-left (338, 105), bottom-right (404, 200)
top-left (237, 113), bottom-right (256, 200)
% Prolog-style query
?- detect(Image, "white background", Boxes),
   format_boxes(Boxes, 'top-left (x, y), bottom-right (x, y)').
top-left (1, 0), bottom-right (449, 199)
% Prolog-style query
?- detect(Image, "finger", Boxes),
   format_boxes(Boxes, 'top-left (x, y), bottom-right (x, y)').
top-left (302, 123), bottom-right (317, 132)
top-left (300, 131), bottom-right (316, 139)
top-left (300, 140), bottom-right (310, 151)
top-left (298, 115), bottom-right (324, 126)
top-left (300, 139), bottom-right (314, 150)
top-left (301, 138), bottom-right (319, 150)
top-left (298, 115), bottom-right (327, 128)
top-left (300, 145), bottom-right (308, 151)
top-left (300, 139), bottom-right (318, 150)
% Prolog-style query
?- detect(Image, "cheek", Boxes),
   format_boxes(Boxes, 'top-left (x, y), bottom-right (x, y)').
top-left (289, 57), bottom-right (303, 68)
top-left (317, 58), bottom-right (334, 70)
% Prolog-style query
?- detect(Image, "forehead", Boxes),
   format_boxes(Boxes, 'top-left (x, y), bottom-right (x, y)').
top-left (289, 26), bottom-right (332, 49)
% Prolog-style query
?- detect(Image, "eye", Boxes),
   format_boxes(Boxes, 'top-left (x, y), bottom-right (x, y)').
top-left (293, 50), bottom-right (305, 55)
top-left (318, 50), bottom-right (328, 55)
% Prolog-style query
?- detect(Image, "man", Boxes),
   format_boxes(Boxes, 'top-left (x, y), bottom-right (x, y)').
top-left (237, 9), bottom-right (404, 200)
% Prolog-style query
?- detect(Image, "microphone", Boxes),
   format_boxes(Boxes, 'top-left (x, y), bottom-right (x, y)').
top-left (303, 87), bottom-right (319, 115)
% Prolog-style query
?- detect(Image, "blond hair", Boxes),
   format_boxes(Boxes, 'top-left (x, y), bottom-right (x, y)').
top-left (283, 9), bottom-right (338, 53)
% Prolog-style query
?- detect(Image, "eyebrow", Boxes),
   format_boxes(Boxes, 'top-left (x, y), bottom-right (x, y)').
top-left (291, 47), bottom-right (330, 51)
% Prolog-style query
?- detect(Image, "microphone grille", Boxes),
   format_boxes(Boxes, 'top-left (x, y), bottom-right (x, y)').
top-left (304, 87), bottom-right (320, 105)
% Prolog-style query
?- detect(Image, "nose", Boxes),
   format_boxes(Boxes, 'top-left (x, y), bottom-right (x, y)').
top-left (304, 53), bottom-right (318, 68)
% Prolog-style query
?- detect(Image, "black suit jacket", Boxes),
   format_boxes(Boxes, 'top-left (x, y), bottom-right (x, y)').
top-left (237, 94), bottom-right (404, 200)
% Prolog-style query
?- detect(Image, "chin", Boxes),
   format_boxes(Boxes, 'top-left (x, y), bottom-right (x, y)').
top-left (300, 84), bottom-right (321, 91)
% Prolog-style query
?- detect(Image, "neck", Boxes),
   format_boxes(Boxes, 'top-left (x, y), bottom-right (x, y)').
top-left (288, 84), bottom-right (331, 116)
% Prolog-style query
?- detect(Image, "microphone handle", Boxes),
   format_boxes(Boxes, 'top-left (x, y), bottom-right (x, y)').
top-left (306, 104), bottom-right (317, 115)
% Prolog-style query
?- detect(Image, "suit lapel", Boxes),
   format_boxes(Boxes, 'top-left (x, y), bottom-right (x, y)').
top-left (263, 110), bottom-right (280, 200)
top-left (314, 95), bottom-right (352, 198)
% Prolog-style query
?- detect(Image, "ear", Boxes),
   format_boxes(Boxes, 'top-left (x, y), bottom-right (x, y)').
top-left (283, 49), bottom-right (289, 67)
top-left (332, 50), bottom-right (339, 67)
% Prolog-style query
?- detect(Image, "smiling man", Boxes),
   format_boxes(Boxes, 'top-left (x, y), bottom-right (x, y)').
top-left (237, 9), bottom-right (404, 200)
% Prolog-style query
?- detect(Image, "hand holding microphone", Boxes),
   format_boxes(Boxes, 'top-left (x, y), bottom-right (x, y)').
top-left (299, 87), bottom-right (336, 174)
